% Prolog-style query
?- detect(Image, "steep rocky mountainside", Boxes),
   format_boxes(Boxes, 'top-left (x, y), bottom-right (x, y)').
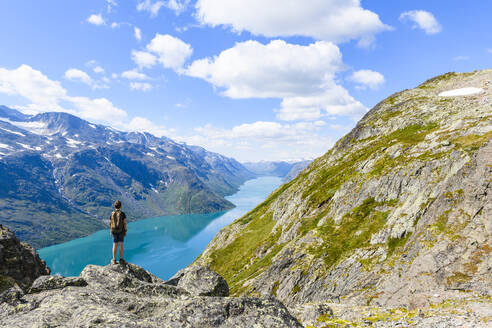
top-left (0, 227), bottom-right (301, 328)
top-left (195, 70), bottom-right (492, 318)
top-left (0, 107), bottom-right (254, 248)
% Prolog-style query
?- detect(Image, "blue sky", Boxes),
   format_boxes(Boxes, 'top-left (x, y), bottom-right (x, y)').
top-left (0, 1), bottom-right (490, 162)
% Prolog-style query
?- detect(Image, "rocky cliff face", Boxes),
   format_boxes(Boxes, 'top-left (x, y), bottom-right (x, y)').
top-left (0, 225), bottom-right (50, 293)
top-left (194, 70), bottom-right (492, 321)
top-left (0, 228), bottom-right (301, 328)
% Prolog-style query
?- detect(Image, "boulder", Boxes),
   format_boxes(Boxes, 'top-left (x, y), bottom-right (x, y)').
top-left (168, 265), bottom-right (229, 297)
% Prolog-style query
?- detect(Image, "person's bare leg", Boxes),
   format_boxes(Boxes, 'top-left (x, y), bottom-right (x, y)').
top-left (112, 243), bottom-right (117, 261)
top-left (118, 242), bottom-right (124, 260)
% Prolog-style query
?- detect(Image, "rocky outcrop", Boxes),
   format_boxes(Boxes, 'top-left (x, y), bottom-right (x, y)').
top-left (194, 70), bottom-right (492, 321)
top-left (168, 265), bottom-right (229, 297)
top-left (0, 225), bottom-right (50, 292)
top-left (0, 246), bottom-right (301, 327)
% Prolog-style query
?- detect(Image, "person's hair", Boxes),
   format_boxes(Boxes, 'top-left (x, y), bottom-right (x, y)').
top-left (114, 200), bottom-right (122, 209)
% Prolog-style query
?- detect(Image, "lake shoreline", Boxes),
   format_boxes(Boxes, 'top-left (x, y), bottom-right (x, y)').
top-left (39, 176), bottom-right (283, 280)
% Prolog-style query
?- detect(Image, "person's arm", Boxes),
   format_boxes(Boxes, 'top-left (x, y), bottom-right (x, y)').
top-left (123, 219), bottom-right (127, 236)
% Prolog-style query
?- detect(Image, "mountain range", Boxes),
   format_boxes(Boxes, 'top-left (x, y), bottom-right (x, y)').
top-left (243, 160), bottom-right (312, 182)
top-left (0, 106), bottom-right (254, 248)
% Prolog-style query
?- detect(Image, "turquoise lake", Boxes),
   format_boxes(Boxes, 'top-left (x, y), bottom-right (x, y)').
top-left (38, 176), bottom-right (282, 280)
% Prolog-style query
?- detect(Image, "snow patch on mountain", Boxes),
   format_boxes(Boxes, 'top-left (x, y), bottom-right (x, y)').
top-left (439, 87), bottom-right (483, 97)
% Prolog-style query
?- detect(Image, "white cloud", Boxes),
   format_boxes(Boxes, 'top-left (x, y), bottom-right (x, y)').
top-left (121, 70), bottom-right (149, 80)
top-left (180, 121), bottom-right (334, 162)
top-left (106, 0), bottom-right (117, 12)
top-left (125, 117), bottom-right (174, 137)
top-left (187, 40), bottom-right (342, 98)
top-left (68, 96), bottom-right (126, 122)
top-left (65, 69), bottom-right (93, 86)
top-left (130, 82), bottom-right (153, 91)
top-left (137, 0), bottom-right (165, 17)
top-left (195, 0), bottom-right (390, 46)
top-left (0, 65), bottom-right (125, 122)
top-left (0, 65), bottom-right (66, 110)
top-left (348, 69), bottom-right (385, 90)
top-left (399, 10), bottom-right (442, 35)
top-left (488, 49), bottom-right (492, 54)
top-left (134, 27), bottom-right (142, 41)
top-left (64, 68), bottom-right (109, 89)
top-left (93, 66), bottom-right (105, 74)
top-left (146, 34), bottom-right (193, 71)
top-left (137, 0), bottom-right (189, 17)
top-left (87, 13), bottom-right (105, 26)
top-left (277, 86), bottom-right (367, 121)
top-left (111, 22), bottom-right (121, 29)
top-left (131, 50), bottom-right (157, 69)
top-left (186, 39), bottom-right (367, 121)
top-left (167, 0), bottom-right (190, 15)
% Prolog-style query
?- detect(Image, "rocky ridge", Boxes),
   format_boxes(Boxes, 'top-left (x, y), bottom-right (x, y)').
top-left (0, 226), bottom-right (301, 327)
top-left (194, 70), bottom-right (492, 325)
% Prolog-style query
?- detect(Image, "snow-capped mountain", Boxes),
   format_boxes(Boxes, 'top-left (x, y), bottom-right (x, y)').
top-left (0, 106), bottom-right (254, 248)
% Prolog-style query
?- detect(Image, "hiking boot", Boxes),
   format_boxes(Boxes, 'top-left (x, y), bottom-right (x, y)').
top-left (119, 258), bottom-right (126, 264)
top-left (110, 258), bottom-right (118, 265)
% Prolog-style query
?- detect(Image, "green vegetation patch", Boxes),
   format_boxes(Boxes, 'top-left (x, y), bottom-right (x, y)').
top-left (430, 209), bottom-right (451, 236)
top-left (208, 211), bottom-right (284, 295)
top-left (271, 280), bottom-right (279, 296)
top-left (379, 110), bottom-right (402, 122)
top-left (446, 272), bottom-right (472, 286)
top-left (452, 131), bottom-right (492, 154)
top-left (304, 198), bottom-right (390, 269)
top-left (387, 232), bottom-right (412, 258)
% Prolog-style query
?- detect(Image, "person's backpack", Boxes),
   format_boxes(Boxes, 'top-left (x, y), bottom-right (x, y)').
top-left (110, 210), bottom-right (124, 234)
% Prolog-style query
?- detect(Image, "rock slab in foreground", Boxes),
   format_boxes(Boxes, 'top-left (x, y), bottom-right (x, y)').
top-left (0, 261), bottom-right (302, 327)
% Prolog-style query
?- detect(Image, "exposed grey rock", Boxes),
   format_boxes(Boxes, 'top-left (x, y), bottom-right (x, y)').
top-left (168, 266), bottom-right (229, 297)
top-left (0, 249), bottom-right (301, 327)
top-left (29, 275), bottom-right (87, 293)
top-left (291, 303), bottom-right (334, 327)
top-left (0, 225), bottom-right (50, 292)
top-left (0, 284), bottom-right (24, 306)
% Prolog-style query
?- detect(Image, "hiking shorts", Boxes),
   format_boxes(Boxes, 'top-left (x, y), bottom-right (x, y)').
top-left (112, 232), bottom-right (125, 243)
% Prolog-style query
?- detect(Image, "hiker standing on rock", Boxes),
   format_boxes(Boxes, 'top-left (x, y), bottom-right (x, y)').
top-left (110, 200), bottom-right (127, 264)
